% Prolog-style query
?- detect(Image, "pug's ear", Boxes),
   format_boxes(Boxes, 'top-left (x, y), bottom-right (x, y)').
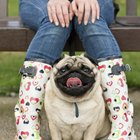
top-left (53, 55), bottom-right (65, 65)
top-left (53, 54), bottom-right (71, 65)
top-left (84, 53), bottom-right (98, 66)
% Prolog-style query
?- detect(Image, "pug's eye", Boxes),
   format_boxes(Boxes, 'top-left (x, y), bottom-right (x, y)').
top-left (81, 65), bottom-right (92, 73)
top-left (59, 65), bottom-right (70, 74)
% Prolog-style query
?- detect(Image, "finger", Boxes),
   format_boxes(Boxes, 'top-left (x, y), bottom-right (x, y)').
top-left (95, 1), bottom-right (100, 19)
top-left (84, 3), bottom-right (90, 25)
top-left (71, 1), bottom-right (78, 16)
top-left (69, 4), bottom-right (74, 21)
top-left (62, 4), bottom-right (69, 27)
top-left (78, 2), bottom-right (84, 24)
top-left (51, 5), bottom-right (59, 26)
top-left (91, 4), bottom-right (96, 23)
top-left (47, 4), bottom-right (53, 23)
top-left (56, 5), bottom-right (65, 27)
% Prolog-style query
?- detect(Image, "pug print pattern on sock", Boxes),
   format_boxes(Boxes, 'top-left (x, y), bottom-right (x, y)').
top-left (15, 61), bottom-right (51, 140)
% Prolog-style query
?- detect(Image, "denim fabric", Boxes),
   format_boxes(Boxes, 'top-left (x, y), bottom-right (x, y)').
top-left (19, 0), bottom-right (121, 65)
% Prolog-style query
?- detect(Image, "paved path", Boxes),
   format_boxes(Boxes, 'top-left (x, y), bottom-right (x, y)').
top-left (0, 89), bottom-right (140, 140)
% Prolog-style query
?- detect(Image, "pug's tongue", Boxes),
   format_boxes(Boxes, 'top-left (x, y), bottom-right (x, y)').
top-left (66, 77), bottom-right (82, 88)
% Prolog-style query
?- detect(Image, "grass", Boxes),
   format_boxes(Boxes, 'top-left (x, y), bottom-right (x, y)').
top-left (8, 0), bottom-right (19, 16)
top-left (116, 0), bottom-right (140, 16)
top-left (0, 52), bottom-right (25, 95)
top-left (122, 52), bottom-right (140, 88)
top-left (116, 0), bottom-right (126, 16)
top-left (0, 0), bottom-right (140, 95)
top-left (0, 52), bottom-right (140, 95)
top-left (7, 0), bottom-right (140, 17)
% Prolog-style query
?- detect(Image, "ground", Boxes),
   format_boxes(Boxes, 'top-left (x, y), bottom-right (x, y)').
top-left (0, 89), bottom-right (140, 140)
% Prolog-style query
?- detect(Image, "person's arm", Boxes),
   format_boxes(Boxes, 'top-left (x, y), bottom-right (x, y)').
top-left (47, 0), bottom-right (74, 27)
top-left (71, 0), bottom-right (100, 25)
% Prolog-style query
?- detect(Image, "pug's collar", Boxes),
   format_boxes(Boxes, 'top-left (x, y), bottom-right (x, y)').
top-left (74, 102), bottom-right (79, 118)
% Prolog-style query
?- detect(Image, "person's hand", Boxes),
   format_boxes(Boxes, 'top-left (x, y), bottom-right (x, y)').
top-left (71, 0), bottom-right (100, 25)
top-left (47, 0), bottom-right (74, 27)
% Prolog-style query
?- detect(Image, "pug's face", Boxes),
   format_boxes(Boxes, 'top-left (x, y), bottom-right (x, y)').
top-left (51, 54), bottom-right (101, 101)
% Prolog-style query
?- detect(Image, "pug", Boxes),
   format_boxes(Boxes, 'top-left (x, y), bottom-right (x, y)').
top-left (44, 54), bottom-right (110, 140)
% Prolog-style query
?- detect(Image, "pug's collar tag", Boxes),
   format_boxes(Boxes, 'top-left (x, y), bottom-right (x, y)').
top-left (110, 64), bottom-right (131, 75)
top-left (74, 103), bottom-right (79, 118)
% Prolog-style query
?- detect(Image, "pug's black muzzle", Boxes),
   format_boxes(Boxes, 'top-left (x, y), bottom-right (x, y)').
top-left (55, 70), bottom-right (95, 97)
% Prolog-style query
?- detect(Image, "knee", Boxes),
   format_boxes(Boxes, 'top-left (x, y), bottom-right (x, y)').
top-left (75, 17), bottom-right (109, 38)
top-left (50, 25), bottom-right (70, 38)
top-left (40, 21), bottom-right (72, 41)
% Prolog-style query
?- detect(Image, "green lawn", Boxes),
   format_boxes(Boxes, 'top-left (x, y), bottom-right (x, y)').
top-left (8, 0), bottom-right (140, 16)
top-left (8, 0), bottom-right (19, 16)
top-left (0, 52), bottom-right (25, 95)
top-left (0, 0), bottom-right (140, 95)
top-left (122, 52), bottom-right (140, 88)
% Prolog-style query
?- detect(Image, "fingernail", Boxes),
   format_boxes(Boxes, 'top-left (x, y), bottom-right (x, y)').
top-left (55, 22), bottom-right (59, 26)
top-left (84, 20), bottom-right (88, 25)
top-left (62, 23), bottom-right (65, 27)
top-left (66, 24), bottom-right (69, 28)
top-left (70, 16), bottom-right (72, 21)
top-left (92, 19), bottom-right (95, 23)
top-left (97, 16), bottom-right (100, 20)
top-left (50, 19), bottom-right (53, 23)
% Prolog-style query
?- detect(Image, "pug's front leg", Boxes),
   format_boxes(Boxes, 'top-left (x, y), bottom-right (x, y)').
top-left (84, 124), bottom-right (97, 140)
top-left (49, 122), bottom-right (62, 140)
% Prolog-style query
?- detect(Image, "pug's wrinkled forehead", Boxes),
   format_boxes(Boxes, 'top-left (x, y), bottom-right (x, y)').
top-left (54, 54), bottom-right (96, 70)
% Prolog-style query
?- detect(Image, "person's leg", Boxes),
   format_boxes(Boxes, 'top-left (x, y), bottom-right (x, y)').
top-left (74, 0), bottom-right (136, 139)
top-left (15, 0), bottom-right (72, 139)
top-left (20, 0), bottom-right (72, 65)
top-left (15, 61), bottom-right (52, 140)
top-left (73, 0), bottom-right (120, 59)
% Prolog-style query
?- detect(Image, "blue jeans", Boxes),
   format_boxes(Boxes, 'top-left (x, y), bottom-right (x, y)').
top-left (19, 0), bottom-right (121, 65)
